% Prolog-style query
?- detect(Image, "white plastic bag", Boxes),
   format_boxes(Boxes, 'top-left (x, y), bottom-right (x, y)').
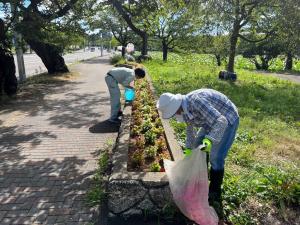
top-left (164, 146), bottom-right (218, 225)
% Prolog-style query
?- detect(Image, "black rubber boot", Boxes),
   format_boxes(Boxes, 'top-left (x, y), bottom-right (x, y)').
top-left (209, 168), bottom-right (224, 220)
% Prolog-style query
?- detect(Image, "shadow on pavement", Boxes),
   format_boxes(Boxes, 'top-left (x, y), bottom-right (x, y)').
top-left (89, 120), bottom-right (120, 133)
top-left (0, 156), bottom-right (99, 224)
top-left (82, 57), bottom-right (111, 65)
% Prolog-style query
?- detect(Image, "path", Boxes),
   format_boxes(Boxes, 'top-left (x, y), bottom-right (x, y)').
top-left (0, 55), bottom-right (119, 224)
top-left (255, 70), bottom-right (300, 83)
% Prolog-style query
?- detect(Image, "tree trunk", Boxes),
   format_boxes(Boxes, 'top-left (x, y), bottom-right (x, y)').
top-left (122, 46), bottom-right (126, 57)
top-left (20, 15), bottom-right (68, 74)
top-left (26, 38), bottom-right (69, 74)
top-left (0, 19), bottom-right (18, 96)
top-left (284, 52), bottom-right (293, 70)
top-left (227, 23), bottom-right (239, 73)
top-left (260, 56), bottom-right (269, 70)
top-left (215, 54), bottom-right (221, 66)
top-left (254, 58), bottom-right (261, 70)
top-left (141, 33), bottom-right (148, 56)
top-left (162, 40), bottom-right (168, 61)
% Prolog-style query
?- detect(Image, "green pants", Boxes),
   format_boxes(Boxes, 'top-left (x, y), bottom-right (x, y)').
top-left (105, 75), bottom-right (121, 119)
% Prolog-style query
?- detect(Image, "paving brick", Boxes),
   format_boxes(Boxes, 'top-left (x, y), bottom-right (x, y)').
top-left (5, 209), bottom-right (29, 218)
top-left (0, 211), bottom-right (8, 220)
top-left (0, 56), bottom-right (117, 224)
top-left (43, 215), bottom-right (57, 224)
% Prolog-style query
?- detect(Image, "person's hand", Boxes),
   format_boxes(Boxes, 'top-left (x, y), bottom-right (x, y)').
top-left (202, 138), bottom-right (212, 153)
top-left (183, 148), bottom-right (192, 156)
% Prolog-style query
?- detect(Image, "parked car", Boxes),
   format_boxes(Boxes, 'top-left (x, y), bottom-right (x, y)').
top-left (90, 47), bottom-right (95, 52)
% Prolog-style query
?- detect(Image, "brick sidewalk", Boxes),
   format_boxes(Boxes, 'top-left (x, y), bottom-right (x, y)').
top-left (0, 56), bottom-right (118, 224)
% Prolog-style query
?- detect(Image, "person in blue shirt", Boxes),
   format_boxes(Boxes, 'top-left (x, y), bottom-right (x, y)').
top-left (105, 67), bottom-right (145, 123)
top-left (157, 89), bottom-right (239, 219)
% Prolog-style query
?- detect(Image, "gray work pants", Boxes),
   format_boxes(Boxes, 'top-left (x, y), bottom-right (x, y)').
top-left (105, 75), bottom-right (121, 119)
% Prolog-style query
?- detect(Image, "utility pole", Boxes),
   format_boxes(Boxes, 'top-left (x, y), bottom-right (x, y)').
top-left (11, 3), bottom-right (26, 82)
top-left (100, 33), bottom-right (103, 57)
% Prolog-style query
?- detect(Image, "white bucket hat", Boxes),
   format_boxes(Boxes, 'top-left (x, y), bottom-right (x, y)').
top-left (156, 93), bottom-right (183, 119)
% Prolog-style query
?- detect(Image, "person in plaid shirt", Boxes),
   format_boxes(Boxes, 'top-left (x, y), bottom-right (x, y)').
top-left (157, 89), bottom-right (239, 219)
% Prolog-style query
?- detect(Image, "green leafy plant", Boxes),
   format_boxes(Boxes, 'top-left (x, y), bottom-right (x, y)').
top-left (132, 150), bottom-right (144, 168)
top-left (86, 142), bottom-right (112, 207)
top-left (135, 135), bottom-right (146, 148)
top-left (144, 129), bottom-right (157, 145)
top-left (110, 54), bottom-right (122, 64)
top-left (131, 125), bottom-right (141, 136)
top-left (142, 105), bottom-right (152, 114)
top-left (154, 118), bottom-right (162, 127)
top-left (150, 162), bottom-right (161, 172)
top-left (145, 146), bottom-right (158, 159)
top-left (141, 119), bottom-right (153, 133)
top-left (155, 137), bottom-right (166, 151)
top-left (153, 127), bottom-right (164, 136)
top-left (252, 165), bottom-right (300, 207)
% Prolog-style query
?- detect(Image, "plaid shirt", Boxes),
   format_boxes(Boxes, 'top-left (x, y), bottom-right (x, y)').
top-left (182, 89), bottom-right (239, 147)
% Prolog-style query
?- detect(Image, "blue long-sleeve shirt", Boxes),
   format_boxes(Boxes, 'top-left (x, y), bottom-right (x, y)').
top-left (182, 89), bottom-right (239, 148)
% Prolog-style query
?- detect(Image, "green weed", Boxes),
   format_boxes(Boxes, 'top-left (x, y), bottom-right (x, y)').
top-left (110, 54), bottom-right (123, 64)
top-left (144, 52), bottom-right (300, 224)
top-left (150, 162), bottom-right (161, 172)
top-left (86, 142), bottom-right (112, 207)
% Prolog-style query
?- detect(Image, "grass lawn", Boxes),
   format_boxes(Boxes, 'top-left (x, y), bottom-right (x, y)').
top-left (144, 52), bottom-right (300, 225)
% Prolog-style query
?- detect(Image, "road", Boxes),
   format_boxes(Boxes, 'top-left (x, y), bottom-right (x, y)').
top-left (14, 49), bottom-right (106, 78)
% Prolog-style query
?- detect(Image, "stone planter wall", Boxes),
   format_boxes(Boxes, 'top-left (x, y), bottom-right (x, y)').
top-left (108, 75), bottom-right (184, 222)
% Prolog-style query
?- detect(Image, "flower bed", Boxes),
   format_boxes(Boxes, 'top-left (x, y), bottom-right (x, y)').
top-left (128, 79), bottom-right (172, 172)
top-left (107, 71), bottom-right (184, 222)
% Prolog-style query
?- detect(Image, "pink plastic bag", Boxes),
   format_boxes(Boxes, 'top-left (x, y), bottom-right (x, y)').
top-left (164, 146), bottom-right (218, 225)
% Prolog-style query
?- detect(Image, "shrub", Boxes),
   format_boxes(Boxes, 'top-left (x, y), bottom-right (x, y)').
top-left (153, 127), bottom-right (164, 136)
top-left (110, 54), bottom-right (122, 64)
top-left (131, 125), bottom-right (141, 136)
top-left (135, 135), bottom-right (146, 148)
top-left (132, 150), bottom-right (144, 168)
top-left (150, 162), bottom-right (161, 172)
top-left (154, 118), bottom-right (162, 127)
top-left (144, 130), bottom-right (157, 145)
top-left (145, 146), bottom-right (158, 159)
top-left (155, 137), bottom-right (166, 151)
top-left (141, 120), bottom-right (153, 133)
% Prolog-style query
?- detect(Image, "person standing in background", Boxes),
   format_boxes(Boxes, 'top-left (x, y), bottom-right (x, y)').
top-left (105, 67), bottom-right (145, 123)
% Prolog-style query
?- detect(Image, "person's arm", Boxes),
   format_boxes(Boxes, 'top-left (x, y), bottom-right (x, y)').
top-left (185, 124), bottom-right (196, 149)
top-left (126, 80), bottom-right (135, 89)
top-left (205, 116), bottom-right (228, 144)
top-left (192, 97), bottom-right (228, 144)
top-left (123, 71), bottom-right (135, 89)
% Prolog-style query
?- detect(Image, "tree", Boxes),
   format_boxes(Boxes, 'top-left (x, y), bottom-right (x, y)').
top-left (239, 35), bottom-right (283, 70)
top-left (90, 5), bottom-right (137, 57)
top-left (0, 18), bottom-right (18, 96)
top-left (146, 0), bottom-right (197, 61)
top-left (201, 0), bottom-right (276, 73)
top-left (2, 0), bottom-right (85, 74)
top-left (16, 0), bottom-right (84, 74)
top-left (109, 0), bottom-right (156, 56)
top-left (275, 0), bottom-right (300, 70)
top-left (195, 34), bottom-right (230, 66)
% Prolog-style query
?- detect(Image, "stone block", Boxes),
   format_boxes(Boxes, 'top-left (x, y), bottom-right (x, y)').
top-left (149, 186), bottom-right (172, 208)
top-left (108, 180), bottom-right (147, 214)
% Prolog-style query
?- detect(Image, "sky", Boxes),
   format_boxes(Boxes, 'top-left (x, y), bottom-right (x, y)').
top-left (0, 3), bottom-right (6, 19)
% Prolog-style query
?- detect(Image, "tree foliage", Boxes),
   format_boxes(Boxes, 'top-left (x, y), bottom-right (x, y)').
top-left (109, 0), bottom-right (158, 56)
top-left (239, 35), bottom-right (283, 70)
top-left (1, 0), bottom-right (91, 74)
top-left (200, 0), bottom-right (277, 73)
top-left (146, 0), bottom-right (199, 61)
